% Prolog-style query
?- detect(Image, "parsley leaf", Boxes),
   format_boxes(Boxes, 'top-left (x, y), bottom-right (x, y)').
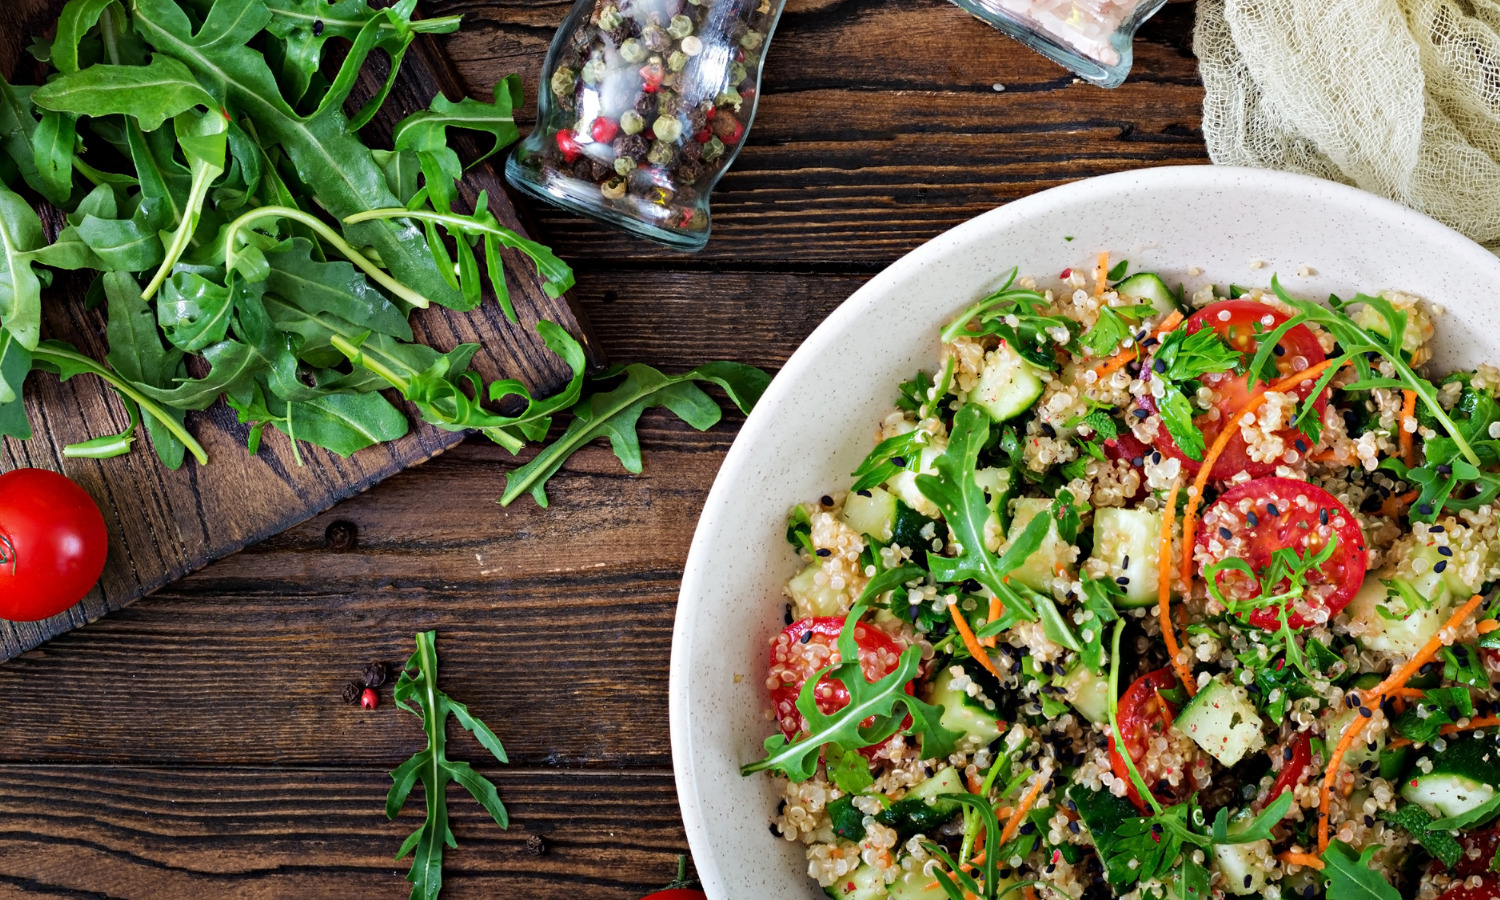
top-left (1077, 303), bottom-right (1153, 359)
top-left (1077, 575), bottom-right (1122, 674)
top-left (1322, 841), bottom-right (1401, 900)
top-left (1107, 258), bottom-right (1130, 282)
top-left (1148, 326), bottom-right (1239, 461)
top-left (829, 747), bottom-right (875, 794)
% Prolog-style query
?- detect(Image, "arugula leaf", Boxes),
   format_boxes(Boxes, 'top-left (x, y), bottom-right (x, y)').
top-left (850, 429), bottom-right (923, 492)
top-left (1394, 686), bottom-right (1475, 743)
top-left (500, 361), bottom-right (770, 508)
top-left (939, 269), bottom-right (1075, 370)
top-left (1149, 326), bottom-right (1240, 462)
top-left (102, 271), bottom-right (188, 468)
top-left (1211, 792), bottom-right (1293, 844)
top-left (0, 328), bottom-right (33, 439)
top-left (0, 180), bottom-right (49, 351)
top-left (1380, 804), bottom-right (1463, 868)
top-left (388, 631), bottom-right (509, 900)
top-left (1107, 258), bottom-right (1129, 282)
top-left (393, 80), bottom-right (522, 214)
top-left (1322, 841), bottom-right (1401, 900)
top-left (1077, 303), bottom-right (1152, 359)
top-left (32, 54), bottom-right (216, 133)
top-left (741, 605), bottom-right (962, 781)
top-left (31, 109), bottom-right (77, 205)
top-left (916, 404), bottom-right (1047, 619)
top-left (1077, 575), bottom-right (1121, 674)
top-left (1429, 793), bottom-right (1500, 831)
top-left (829, 747), bottom-right (875, 794)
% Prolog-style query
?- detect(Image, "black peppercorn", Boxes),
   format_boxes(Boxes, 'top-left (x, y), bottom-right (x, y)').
top-left (525, 834), bottom-right (547, 855)
top-left (341, 681), bottom-right (363, 705)
top-left (363, 661), bottom-right (388, 688)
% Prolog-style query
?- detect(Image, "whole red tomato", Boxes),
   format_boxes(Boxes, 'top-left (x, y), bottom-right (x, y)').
top-left (0, 469), bottom-right (108, 620)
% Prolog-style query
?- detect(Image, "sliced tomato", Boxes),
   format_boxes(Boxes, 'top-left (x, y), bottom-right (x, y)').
top-left (1263, 731), bottom-right (1312, 808)
top-left (768, 617), bottom-right (910, 742)
top-left (1109, 667), bottom-right (1200, 812)
top-left (1196, 478), bottom-right (1367, 630)
top-left (1139, 300), bottom-right (1328, 481)
top-left (1439, 876), bottom-right (1500, 900)
top-left (1431, 826), bottom-right (1500, 881)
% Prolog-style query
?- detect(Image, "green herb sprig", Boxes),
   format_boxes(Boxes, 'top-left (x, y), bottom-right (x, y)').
top-left (940, 268), bottom-right (1076, 370)
top-left (1148, 326), bottom-right (1240, 461)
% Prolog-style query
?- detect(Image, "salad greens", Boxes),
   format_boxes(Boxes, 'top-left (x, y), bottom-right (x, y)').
top-left (388, 631), bottom-right (509, 900)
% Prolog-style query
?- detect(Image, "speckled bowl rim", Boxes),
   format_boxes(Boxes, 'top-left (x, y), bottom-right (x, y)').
top-left (671, 165), bottom-right (1500, 899)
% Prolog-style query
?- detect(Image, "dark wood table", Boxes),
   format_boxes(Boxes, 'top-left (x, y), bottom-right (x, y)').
top-left (0, 1), bottom-right (1207, 896)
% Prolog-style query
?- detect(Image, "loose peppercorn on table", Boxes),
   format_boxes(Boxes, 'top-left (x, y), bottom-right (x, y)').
top-left (0, 0), bottom-right (1206, 896)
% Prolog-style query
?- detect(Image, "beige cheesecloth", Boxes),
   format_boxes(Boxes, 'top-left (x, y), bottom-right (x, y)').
top-left (1194, 0), bottom-right (1500, 254)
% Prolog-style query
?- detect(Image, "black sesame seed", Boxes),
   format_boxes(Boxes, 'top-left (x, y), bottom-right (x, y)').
top-left (1438, 463), bottom-right (1453, 476)
top-left (891, 456), bottom-right (907, 467)
top-left (784, 604), bottom-right (794, 625)
top-left (1419, 503), bottom-right (1433, 516)
top-left (1284, 745), bottom-right (1294, 760)
top-left (313, 18), bottom-right (324, 36)
top-left (1303, 885), bottom-right (1316, 900)
top-left (1116, 576), bottom-right (1131, 586)
top-left (1019, 823), bottom-right (1037, 835)
top-left (1432, 525), bottom-right (1446, 532)
top-left (1439, 545), bottom-right (1453, 557)
top-left (856, 489), bottom-right (872, 498)
top-left (1346, 694), bottom-right (1358, 708)
top-left (1364, 815), bottom-right (1375, 827)
top-left (1435, 559), bottom-right (1448, 573)
top-left (1133, 408), bottom-right (1150, 419)
top-left (1151, 450), bottom-right (1162, 465)
top-left (820, 495), bottom-right (833, 507)
top-left (1266, 503), bottom-right (1280, 517)
top-left (1274, 344), bottom-right (1286, 357)
top-left (1247, 511), bottom-right (1259, 527)
top-left (799, 630), bottom-right (813, 644)
top-left (1450, 706), bottom-right (1463, 720)
top-left (1151, 823), bottom-right (1163, 836)
top-left (1068, 821), bottom-right (1081, 834)
top-left (816, 548), bottom-right (831, 557)
top-left (1244, 875), bottom-right (1254, 889)
top-left (1040, 423), bottom-right (1057, 438)
top-left (1359, 706), bottom-right (1373, 718)
top-left (1122, 555), bottom-right (1131, 568)
top-left (1319, 508), bottom-right (1329, 525)
top-left (1296, 439), bottom-right (1308, 452)
top-left (1219, 527), bottom-right (1233, 540)
top-left (1131, 456), bottom-right (1145, 468)
top-left (963, 579), bottom-right (983, 593)
top-left (1154, 358), bottom-right (1167, 374)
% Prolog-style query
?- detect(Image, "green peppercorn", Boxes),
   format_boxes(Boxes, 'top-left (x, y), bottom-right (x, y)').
top-left (581, 57), bottom-right (608, 85)
top-left (647, 140), bottom-right (676, 166)
top-left (614, 156), bottom-right (637, 176)
top-left (667, 14), bottom-right (694, 40)
top-left (740, 30), bottom-right (763, 50)
top-left (668, 50), bottom-right (689, 72)
top-left (653, 115), bottom-right (684, 143)
top-left (701, 136), bottom-right (725, 162)
top-left (601, 177), bottom-right (627, 200)
top-left (620, 110), bottom-right (646, 135)
top-left (619, 38), bottom-right (648, 64)
top-left (642, 25), bottom-right (671, 53)
top-left (598, 5), bottom-right (624, 31)
top-left (730, 62), bottom-right (747, 84)
top-left (716, 86), bottom-right (742, 109)
top-left (550, 67), bottom-right (577, 99)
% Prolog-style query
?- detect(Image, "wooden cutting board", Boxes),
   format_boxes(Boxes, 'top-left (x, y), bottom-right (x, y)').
top-left (0, 1), bottom-right (600, 661)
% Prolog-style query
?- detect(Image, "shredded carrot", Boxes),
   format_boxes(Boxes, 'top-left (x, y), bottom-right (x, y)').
top-left (949, 600), bottom-right (1003, 681)
top-left (1308, 447), bottom-right (1342, 463)
top-left (1319, 593), bottom-right (1485, 852)
top-left (1400, 389), bottom-right (1418, 466)
top-left (1390, 715), bottom-right (1500, 749)
top-left (1378, 488), bottom-right (1422, 520)
top-left (1391, 686), bottom-right (1427, 699)
top-left (1094, 251), bottom-right (1110, 297)
top-left (1480, 619), bottom-right (1500, 635)
top-left (1089, 310), bottom-right (1185, 378)
top-left (1179, 357), bottom-right (1348, 585)
top-left (1155, 689), bottom-right (1177, 729)
top-left (983, 596), bottom-right (1002, 648)
top-left (1278, 851), bottom-right (1326, 871)
top-left (1000, 769), bottom-right (1049, 845)
top-left (1025, 887), bottom-right (1040, 900)
top-left (1157, 478), bottom-right (1197, 698)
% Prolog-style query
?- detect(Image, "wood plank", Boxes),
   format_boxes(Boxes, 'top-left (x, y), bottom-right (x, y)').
top-left (0, 0), bottom-right (599, 661)
top-left (0, 766), bottom-right (690, 899)
top-left (426, 0), bottom-right (1207, 264)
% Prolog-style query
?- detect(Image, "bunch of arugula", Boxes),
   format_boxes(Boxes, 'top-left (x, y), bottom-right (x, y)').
top-left (0, 0), bottom-right (768, 493)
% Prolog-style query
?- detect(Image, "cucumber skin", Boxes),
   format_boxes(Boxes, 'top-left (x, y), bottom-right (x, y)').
top-left (1174, 675), bottom-right (1266, 767)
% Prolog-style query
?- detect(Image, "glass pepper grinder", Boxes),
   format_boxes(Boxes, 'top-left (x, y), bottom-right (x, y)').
top-left (506, 0), bottom-right (784, 251)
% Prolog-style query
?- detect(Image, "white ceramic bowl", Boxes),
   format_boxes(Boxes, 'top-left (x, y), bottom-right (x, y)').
top-left (670, 165), bottom-right (1500, 899)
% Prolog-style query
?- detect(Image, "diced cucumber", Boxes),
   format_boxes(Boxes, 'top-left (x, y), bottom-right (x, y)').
top-left (1210, 810), bottom-right (1273, 896)
top-left (1403, 733), bottom-right (1500, 817)
top-left (787, 563), bottom-right (847, 617)
top-left (1113, 272), bottom-right (1179, 318)
top-left (967, 342), bottom-right (1045, 423)
top-left (928, 666), bottom-right (1003, 747)
top-left (1346, 575), bottom-right (1448, 658)
top-left (1058, 662), bottom-right (1110, 726)
top-left (885, 441), bottom-right (945, 517)
top-left (1089, 507), bottom-right (1162, 608)
top-left (1007, 498), bottom-right (1074, 591)
top-left (876, 767), bottom-right (966, 840)
top-left (1327, 708), bottom-right (1385, 772)
top-left (1403, 773), bottom-right (1497, 819)
top-left (1174, 675), bottom-right (1266, 767)
top-left (888, 866), bottom-right (952, 900)
top-left (842, 487), bottom-right (899, 543)
top-left (826, 863), bottom-right (888, 900)
top-left (904, 765), bottom-right (966, 804)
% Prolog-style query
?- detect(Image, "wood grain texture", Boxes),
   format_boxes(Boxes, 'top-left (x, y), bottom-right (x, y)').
top-left (0, 0), bottom-right (598, 662)
top-left (0, 0), bottom-right (1210, 895)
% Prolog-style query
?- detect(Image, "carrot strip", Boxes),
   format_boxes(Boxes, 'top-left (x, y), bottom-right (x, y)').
top-left (1094, 251), bottom-right (1110, 297)
top-left (1278, 851), bottom-right (1326, 871)
top-left (949, 600), bottom-right (1003, 681)
top-left (1308, 447), bottom-right (1342, 463)
top-left (982, 596), bottom-right (1002, 648)
top-left (1480, 619), bottom-right (1500, 635)
top-left (1319, 593), bottom-right (1485, 852)
top-left (1089, 310), bottom-right (1185, 378)
top-left (1390, 715), bottom-right (1500, 749)
top-left (1390, 686), bottom-right (1428, 699)
top-left (1025, 887), bottom-right (1040, 900)
top-left (1400, 390), bottom-right (1418, 466)
top-left (1000, 770), bottom-right (1049, 844)
top-left (1379, 488), bottom-right (1422, 520)
top-left (1158, 478), bottom-right (1197, 698)
top-left (1179, 357), bottom-right (1348, 586)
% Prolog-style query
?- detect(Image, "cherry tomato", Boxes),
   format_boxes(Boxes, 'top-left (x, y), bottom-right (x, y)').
top-left (1109, 667), bottom-right (1200, 812)
top-left (1432, 826), bottom-right (1500, 881)
top-left (0, 468), bottom-right (108, 621)
top-left (768, 617), bottom-right (910, 742)
top-left (1195, 478), bottom-right (1367, 631)
top-left (1139, 300), bottom-right (1328, 482)
top-left (639, 892), bottom-right (706, 900)
top-left (1263, 730), bottom-right (1311, 808)
top-left (1439, 875), bottom-right (1500, 900)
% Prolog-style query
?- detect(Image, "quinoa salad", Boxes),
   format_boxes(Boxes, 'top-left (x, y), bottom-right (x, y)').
top-left (740, 255), bottom-right (1500, 900)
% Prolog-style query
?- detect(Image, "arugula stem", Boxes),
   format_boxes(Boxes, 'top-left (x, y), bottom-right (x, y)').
top-left (34, 344), bottom-right (209, 465)
top-left (142, 157), bottom-right (220, 301)
top-left (223, 206), bottom-right (432, 309)
top-left (1107, 619), bottom-right (1165, 816)
top-left (267, 10), bottom-right (464, 34)
top-left (99, 6), bottom-right (121, 66)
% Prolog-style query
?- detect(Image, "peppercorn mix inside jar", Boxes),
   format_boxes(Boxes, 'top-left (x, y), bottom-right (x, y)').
top-left (506, 0), bottom-right (783, 251)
